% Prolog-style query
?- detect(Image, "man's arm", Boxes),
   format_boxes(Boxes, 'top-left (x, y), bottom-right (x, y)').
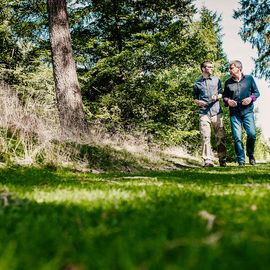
top-left (242, 76), bottom-right (260, 105)
top-left (193, 84), bottom-right (207, 107)
top-left (217, 79), bottom-right (222, 95)
top-left (212, 79), bottom-right (223, 101)
top-left (223, 81), bottom-right (230, 107)
top-left (193, 83), bottom-right (199, 100)
top-left (251, 76), bottom-right (260, 100)
top-left (223, 80), bottom-right (237, 107)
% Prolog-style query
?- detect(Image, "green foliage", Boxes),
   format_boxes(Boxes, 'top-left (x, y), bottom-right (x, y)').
top-left (194, 8), bottom-right (226, 66)
top-left (78, 5), bottom-right (229, 147)
top-left (1, 165), bottom-right (270, 269)
top-left (10, 0), bottom-right (48, 43)
top-left (0, 0), bottom-right (267, 162)
top-left (234, 0), bottom-right (270, 80)
top-left (87, 63), bottom-right (201, 145)
top-left (0, 1), bottom-right (23, 70)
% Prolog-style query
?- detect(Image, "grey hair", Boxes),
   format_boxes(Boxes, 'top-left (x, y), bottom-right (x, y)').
top-left (229, 60), bottom-right (243, 71)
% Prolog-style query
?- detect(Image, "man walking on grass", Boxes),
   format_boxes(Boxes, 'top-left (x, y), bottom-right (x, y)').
top-left (223, 60), bottom-right (260, 167)
top-left (194, 60), bottom-right (226, 167)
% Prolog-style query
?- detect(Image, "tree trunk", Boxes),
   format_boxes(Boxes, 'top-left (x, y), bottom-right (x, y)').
top-left (47, 0), bottom-right (88, 136)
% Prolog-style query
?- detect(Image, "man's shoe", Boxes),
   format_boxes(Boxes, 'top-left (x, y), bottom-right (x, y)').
top-left (249, 157), bottom-right (256, 165)
top-left (238, 162), bottom-right (245, 167)
top-left (204, 163), bottom-right (214, 168)
top-left (219, 160), bottom-right (226, 167)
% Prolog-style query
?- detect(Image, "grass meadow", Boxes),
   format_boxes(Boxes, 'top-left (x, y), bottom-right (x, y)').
top-left (1, 164), bottom-right (270, 270)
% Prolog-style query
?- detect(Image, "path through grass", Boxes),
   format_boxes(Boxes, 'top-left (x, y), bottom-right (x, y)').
top-left (1, 164), bottom-right (270, 270)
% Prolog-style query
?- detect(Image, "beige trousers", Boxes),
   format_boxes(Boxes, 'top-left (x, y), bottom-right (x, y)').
top-left (199, 114), bottom-right (226, 164)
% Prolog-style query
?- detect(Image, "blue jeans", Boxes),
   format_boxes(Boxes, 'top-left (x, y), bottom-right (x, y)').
top-left (230, 112), bottom-right (256, 164)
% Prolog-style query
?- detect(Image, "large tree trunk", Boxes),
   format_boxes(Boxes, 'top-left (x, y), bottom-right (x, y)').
top-left (47, 0), bottom-right (88, 136)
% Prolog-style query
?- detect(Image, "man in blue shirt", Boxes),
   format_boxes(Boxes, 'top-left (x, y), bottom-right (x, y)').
top-left (194, 60), bottom-right (226, 167)
top-left (223, 60), bottom-right (260, 166)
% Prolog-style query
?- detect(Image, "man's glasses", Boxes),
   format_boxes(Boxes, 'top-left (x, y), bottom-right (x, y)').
top-left (204, 66), bottom-right (213, 68)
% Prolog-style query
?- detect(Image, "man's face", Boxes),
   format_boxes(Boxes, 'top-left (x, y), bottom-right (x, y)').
top-left (229, 64), bottom-right (240, 77)
top-left (202, 63), bottom-right (213, 75)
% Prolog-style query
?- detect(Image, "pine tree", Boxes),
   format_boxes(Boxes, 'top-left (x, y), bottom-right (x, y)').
top-left (234, 0), bottom-right (270, 79)
top-left (47, 0), bottom-right (88, 135)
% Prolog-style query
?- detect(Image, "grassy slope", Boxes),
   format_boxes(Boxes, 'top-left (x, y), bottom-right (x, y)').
top-left (1, 164), bottom-right (270, 270)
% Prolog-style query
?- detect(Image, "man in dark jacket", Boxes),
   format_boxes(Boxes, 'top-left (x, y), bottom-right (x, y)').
top-left (223, 60), bottom-right (260, 166)
top-left (194, 60), bottom-right (226, 167)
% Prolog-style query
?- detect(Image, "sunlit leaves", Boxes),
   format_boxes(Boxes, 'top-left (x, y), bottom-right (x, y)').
top-left (234, 0), bottom-right (270, 79)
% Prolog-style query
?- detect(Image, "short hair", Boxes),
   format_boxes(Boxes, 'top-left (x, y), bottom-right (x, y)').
top-left (200, 60), bottom-right (213, 71)
top-left (229, 60), bottom-right (243, 71)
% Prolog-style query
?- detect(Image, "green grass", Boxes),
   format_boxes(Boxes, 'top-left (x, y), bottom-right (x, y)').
top-left (1, 164), bottom-right (270, 270)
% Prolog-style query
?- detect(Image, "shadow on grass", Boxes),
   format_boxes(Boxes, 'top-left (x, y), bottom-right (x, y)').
top-left (105, 163), bottom-right (270, 184)
top-left (1, 183), bottom-right (270, 270)
top-left (1, 165), bottom-right (270, 269)
top-left (0, 164), bottom-right (270, 191)
top-left (0, 166), bottom-right (77, 188)
top-left (71, 143), bottom-right (147, 172)
top-left (62, 143), bottom-right (202, 172)
top-left (0, 187), bottom-right (208, 270)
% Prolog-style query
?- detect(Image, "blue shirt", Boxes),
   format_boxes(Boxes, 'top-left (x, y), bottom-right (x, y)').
top-left (193, 75), bottom-right (223, 116)
top-left (223, 74), bottom-right (260, 116)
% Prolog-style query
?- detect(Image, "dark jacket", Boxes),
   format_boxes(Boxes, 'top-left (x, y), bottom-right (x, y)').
top-left (223, 74), bottom-right (260, 116)
top-left (193, 75), bottom-right (223, 116)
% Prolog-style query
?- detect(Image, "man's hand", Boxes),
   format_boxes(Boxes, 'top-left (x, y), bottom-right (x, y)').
top-left (228, 99), bottom-right (237, 107)
top-left (211, 94), bottom-right (222, 102)
top-left (194, 99), bottom-right (207, 107)
top-left (211, 94), bottom-right (218, 102)
top-left (242, 97), bottom-right (252, 106)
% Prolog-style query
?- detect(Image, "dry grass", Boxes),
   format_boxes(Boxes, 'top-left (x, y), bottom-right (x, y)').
top-left (1, 78), bottom-right (268, 171)
top-left (0, 82), bottom-right (199, 170)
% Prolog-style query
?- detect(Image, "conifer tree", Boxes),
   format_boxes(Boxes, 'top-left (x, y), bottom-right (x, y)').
top-left (47, 0), bottom-right (88, 135)
top-left (234, 0), bottom-right (270, 80)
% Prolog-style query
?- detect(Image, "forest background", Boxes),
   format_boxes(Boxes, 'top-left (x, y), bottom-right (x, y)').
top-left (0, 0), bottom-right (269, 169)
